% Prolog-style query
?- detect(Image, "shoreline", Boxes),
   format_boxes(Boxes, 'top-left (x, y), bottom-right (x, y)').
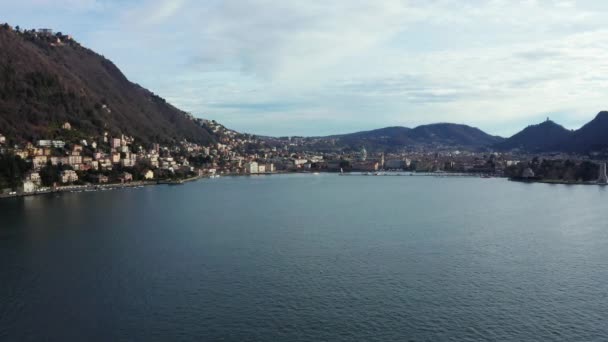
top-left (0, 174), bottom-right (211, 200)
top-left (0, 172), bottom-right (285, 200)
top-left (11, 171), bottom-right (601, 200)
top-left (509, 178), bottom-right (608, 186)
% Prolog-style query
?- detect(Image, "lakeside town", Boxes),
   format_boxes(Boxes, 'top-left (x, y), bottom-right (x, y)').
top-left (2, 116), bottom-right (608, 199)
top-left (2, 24), bottom-right (608, 198)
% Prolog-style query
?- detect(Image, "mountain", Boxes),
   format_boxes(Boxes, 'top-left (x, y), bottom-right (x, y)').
top-left (330, 126), bottom-right (413, 147)
top-left (494, 120), bottom-right (572, 152)
top-left (407, 123), bottom-right (503, 147)
top-left (0, 24), bottom-right (214, 145)
top-left (495, 112), bottom-right (608, 153)
top-left (326, 123), bottom-right (504, 151)
top-left (564, 111), bottom-right (608, 152)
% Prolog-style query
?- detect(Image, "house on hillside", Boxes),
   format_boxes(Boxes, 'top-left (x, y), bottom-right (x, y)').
top-left (60, 170), bottom-right (78, 184)
top-left (38, 28), bottom-right (53, 36)
top-left (142, 170), bottom-right (154, 180)
top-left (245, 161), bottom-right (259, 174)
top-left (0, 134), bottom-right (6, 144)
top-left (22, 180), bottom-right (36, 194)
top-left (90, 174), bottom-right (109, 184)
top-left (119, 172), bottom-right (133, 183)
top-left (25, 172), bottom-right (41, 185)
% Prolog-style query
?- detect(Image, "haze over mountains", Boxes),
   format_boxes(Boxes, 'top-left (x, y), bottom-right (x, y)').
top-left (1, 23), bottom-right (607, 154)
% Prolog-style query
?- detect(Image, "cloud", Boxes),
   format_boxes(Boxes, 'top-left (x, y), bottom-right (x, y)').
top-left (7, 0), bottom-right (608, 136)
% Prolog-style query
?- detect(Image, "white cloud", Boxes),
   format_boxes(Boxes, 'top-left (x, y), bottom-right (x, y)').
top-left (8, 0), bottom-right (608, 136)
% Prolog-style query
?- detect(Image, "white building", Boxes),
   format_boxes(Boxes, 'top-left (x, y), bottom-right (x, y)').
top-left (142, 170), bottom-right (155, 180)
top-left (385, 159), bottom-right (405, 169)
top-left (38, 140), bottom-right (65, 148)
top-left (0, 134), bottom-right (5, 144)
top-left (26, 172), bottom-right (41, 185)
top-left (32, 156), bottom-right (48, 170)
top-left (38, 28), bottom-right (53, 36)
top-left (111, 138), bottom-right (122, 149)
top-left (60, 170), bottom-right (79, 184)
top-left (22, 180), bottom-right (37, 193)
top-left (245, 161), bottom-right (259, 174)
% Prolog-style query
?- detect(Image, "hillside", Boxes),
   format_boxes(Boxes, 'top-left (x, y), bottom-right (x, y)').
top-left (325, 123), bottom-right (503, 151)
top-left (563, 111), bottom-right (608, 152)
top-left (330, 126), bottom-right (413, 148)
top-left (0, 24), bottom-right (214, 145)
top-left (495, 113), bottom-right (608, 153)
top-left (408, 123), bottom-right (503, 147)
top-left (494, 120), bottom-right (572, 152)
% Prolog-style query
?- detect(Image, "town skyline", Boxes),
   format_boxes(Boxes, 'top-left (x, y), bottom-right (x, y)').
top-left (5, 1), bottom-right (608, 137)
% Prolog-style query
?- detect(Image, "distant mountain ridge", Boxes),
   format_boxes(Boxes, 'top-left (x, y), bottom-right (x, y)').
top-left (564, 111), bottom-right (608, 152)
top-left (322, 123), bottom-right (504, 151)
top-left (494, 120), bottom-right (573, 152)
top-left (496, 112), bottom-right (608, 153)
top-left (0, 24), bottom-right (214, 145)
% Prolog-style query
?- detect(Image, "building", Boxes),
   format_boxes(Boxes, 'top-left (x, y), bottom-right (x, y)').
top-left (119, 172), bottom-right (133, 183)
top-left (293, 159), bottom-right (308, 168)
top-left (360, 147), bottom-right (367, 161)
top-left (111, 153), bottom-right (121, 164)
top-left (68, 155), bottom-right (82, 166)
top-left (38, 28), bottom-right (53, 36)
top-left (26, 172), bottom-right (41, 185)
top-left (598, 163), bottom-right (608, 184)
top-left (351, 161), bottom-right (379, 172)
top-left (32, 156), bottom-right (48, 170)
top-left (90, 174), bottom-right (109, 184)
top-left (38, 140), bottom-right (65, 148)
top-left (385, 159), bottom-right (405, 170)
top-left (522, 168), bottom-right (535, 179)
top-left (245, 161), bottom-right (259, 174)
top-left (111, 138), bottom-right (122, 149)
top-left (72, 144), bottom-right (83, 153)
top-left (62, 122), bottom-right (72, 130)
top-left (22, 180), bottom-right (36, 193)
top-left (120, 154), bottom-right (137, 167)
top-left (60, 170), bottom-right (79, 184)
top-left (142, 170), bottom-right (154, 180)
top-left (258, 164), bottom-right (266, 173)
top-left (0, 134), bottom-right (5, 144)
top-left (265, 163), bottom-right (275, 173)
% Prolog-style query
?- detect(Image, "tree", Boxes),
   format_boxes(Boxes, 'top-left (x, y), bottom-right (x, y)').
top-left (40, 162), bottom-right (60, 187)
top-left (0, 153), bottom-right (32, 190)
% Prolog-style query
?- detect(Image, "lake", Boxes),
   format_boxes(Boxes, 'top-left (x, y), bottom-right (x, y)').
top-left (1, 174), bottom-right (607, 341)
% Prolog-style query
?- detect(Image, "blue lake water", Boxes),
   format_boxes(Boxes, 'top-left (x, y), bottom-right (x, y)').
top-left (1, 174), bottom-right (608, 341)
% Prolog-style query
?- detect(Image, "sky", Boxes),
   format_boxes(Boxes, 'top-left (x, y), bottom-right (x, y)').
top-left (4, 0), bottom-right (608, 137)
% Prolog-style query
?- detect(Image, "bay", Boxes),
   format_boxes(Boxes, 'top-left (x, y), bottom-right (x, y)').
top-left (1, 174), bottom-right (607, 341)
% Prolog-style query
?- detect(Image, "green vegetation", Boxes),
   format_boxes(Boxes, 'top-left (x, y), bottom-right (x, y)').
top-left (0, 153), bottom-right (31, 190)
top-left (506, 159), bottom-right (599, 182)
